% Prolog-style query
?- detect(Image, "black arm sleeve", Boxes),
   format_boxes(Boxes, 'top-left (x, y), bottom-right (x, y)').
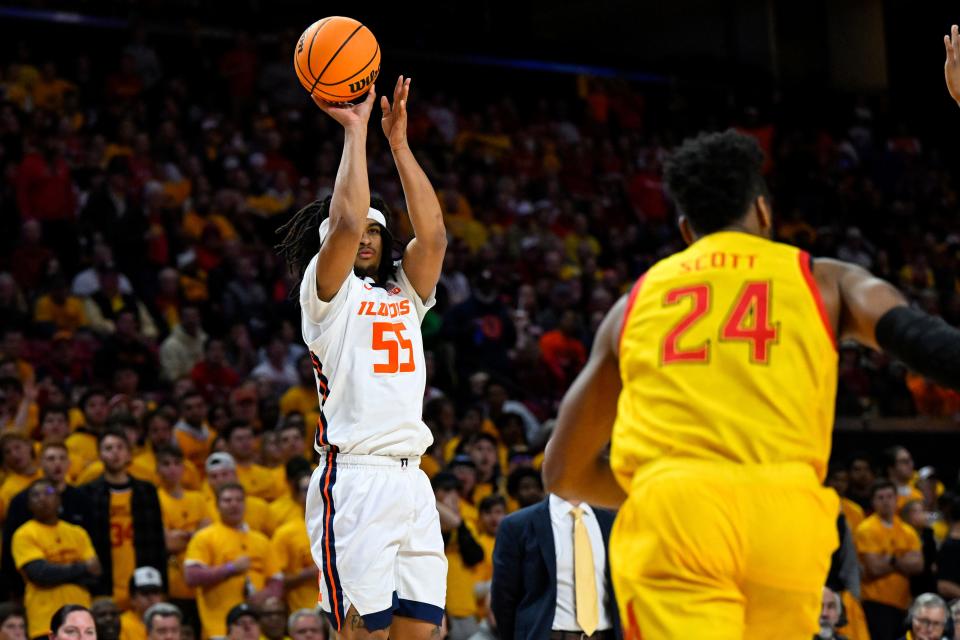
top-left (875, 306), bottom-right (960, 390)
top-left (457, 522), bottom-right (485, 567)
top-left (21, 560), bottom-right (88, 587)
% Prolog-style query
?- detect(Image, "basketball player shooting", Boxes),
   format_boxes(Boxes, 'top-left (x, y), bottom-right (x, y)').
top-left (542, 124), bottom-right (960, 635)
top-left (276, 76), bottom-right (447, 640)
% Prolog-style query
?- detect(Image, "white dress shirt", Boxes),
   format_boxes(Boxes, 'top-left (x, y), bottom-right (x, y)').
top-left (549, 494), bottom-right (612, 632)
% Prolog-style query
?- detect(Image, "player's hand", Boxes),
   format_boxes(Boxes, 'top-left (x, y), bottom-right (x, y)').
top-left (945, 25), bottom-right (960, 105)
top-left (84, 556), bottom-right (102, 577)
top-left (312, 87), bottom-right (377, 130)
top-left (232, 556), bottom-right (252, 574)
top-left (381, 75), bottom-right (411, 151)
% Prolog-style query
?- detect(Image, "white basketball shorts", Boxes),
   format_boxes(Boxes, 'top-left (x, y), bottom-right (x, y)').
top-left (305, 450), bottom-right (448, 633)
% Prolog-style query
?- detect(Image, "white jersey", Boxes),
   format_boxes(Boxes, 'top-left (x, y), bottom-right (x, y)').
top-left (300, 254), bottom-right (435, 457)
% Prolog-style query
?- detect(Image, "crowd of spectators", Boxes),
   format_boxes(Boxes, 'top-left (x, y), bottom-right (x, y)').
top-left (0, 19), bottom-right (959, 640)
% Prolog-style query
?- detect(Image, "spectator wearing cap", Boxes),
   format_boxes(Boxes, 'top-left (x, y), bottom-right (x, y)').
top-left (144, 603), bottom-right (183, 640)
top-left (185, 483), bottom-right (281, 639)
top-left (154, 444), bottom-right (210, 633)
top-left (1, 442), bottom-right (93, 600)
top-left (286, 609), bottom-right (326, 640)
top-left (79, 428), bottom-right (167, 609)
top-left (120, 566), bottom-right (167, 640)
top-left (203, 452), bottom-right (274, 536)
top-left (0, 432), bottom-right (42, 522)
top-left (11, 478), bottom-right (101, 640)
top-left (491, 493), bottom-right (620, 640)
top-left (270, 469), bottom-right (316, 613)
top-left (159, 304), bottom-right (208, 383)
top-left (226, 604), bottom-right (260, 640)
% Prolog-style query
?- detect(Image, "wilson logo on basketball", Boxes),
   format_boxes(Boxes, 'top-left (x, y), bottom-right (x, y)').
top-left (297, 35), bottom-right (305, 54)
top-left (348, 67), bottom-right (380, 94)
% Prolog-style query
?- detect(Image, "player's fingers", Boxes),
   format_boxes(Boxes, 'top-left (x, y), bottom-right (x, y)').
top-left (947, 35), bottom-right (954, 63)
top-left (404, 77), bottom-right (411, 102)
top-left (380, 95), bottom-right (391, 114)
top-left (394, 75), bottom-right (403, 100)
top-left (953, 25), bottom-right (959, 55)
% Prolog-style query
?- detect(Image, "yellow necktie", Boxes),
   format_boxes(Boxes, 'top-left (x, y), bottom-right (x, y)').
top-left (571, 506), bottom-right (598, 635)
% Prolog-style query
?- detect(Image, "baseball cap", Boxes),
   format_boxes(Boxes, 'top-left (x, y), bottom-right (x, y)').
top-left (205, 452), bottom-right (237, 474)
top-left (226, 603), bottom-right (258, 628)
top-left (130, 566), bottom-right (163, 593)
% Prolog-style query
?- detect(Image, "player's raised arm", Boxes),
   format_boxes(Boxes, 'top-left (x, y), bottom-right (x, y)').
top-left (814, 258), bottom-right (960, 389)
top-left (542, 295), bottom-right (628, 509)
top-left (381, 76), bottom-right (447, 302)
top-left (945, 24), bottom-right (960, 106)
top-left (312, 89), bottom-right (377, 301)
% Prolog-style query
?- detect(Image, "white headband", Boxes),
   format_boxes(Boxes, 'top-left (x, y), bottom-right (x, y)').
top-left (318, 208), bottom-right (387, 244)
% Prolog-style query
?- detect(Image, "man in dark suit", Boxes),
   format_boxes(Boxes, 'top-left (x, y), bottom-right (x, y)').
top-left (492, 494), bottom-right (620, 640)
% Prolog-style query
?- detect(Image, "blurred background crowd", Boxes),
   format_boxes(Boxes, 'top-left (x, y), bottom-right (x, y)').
top-left (0, 3), bottom-right (960, 640)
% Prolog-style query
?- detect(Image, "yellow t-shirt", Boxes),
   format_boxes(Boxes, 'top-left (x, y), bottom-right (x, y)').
top-left (120, 610), bottom-right (146, 640)
top-left (278, 386), bottom-right (320, 458)
top-left (130, 448), bottom-right (202, 490)
top-left (174, 427), bottom-right (216, 479)
top-left (203, 483), bottom-right (276, 536)
top-left (268, 495), bottom-right (301, 531)
top-left (841, 497), bottom-right (865, 537)
top-left (0, 468), bottom-right (42, 521)
top-left (12, 519), bottom-right (96, 638)
top-left (445, 521), bottom-right (493, 618)
top-left (237, 462), bottom-right (283, 502)
top-left (855, 514), bottom-right (922, 609)
top-left (110, 488), bottom-right (136, 609)
top-left (185, 522), bottom-right (278, 639)
top-left (271, 518), bottom-right (318, 612)
top-left (34, 295), bottom-right (88, 332)
top-left (158, 487), bottom-right (210, 599)
top-left (65, 430), bottom-right (100, 472)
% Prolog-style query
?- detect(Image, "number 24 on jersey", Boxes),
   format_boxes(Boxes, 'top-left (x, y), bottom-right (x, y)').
top-left (660, 281), bottom-right (779, 365)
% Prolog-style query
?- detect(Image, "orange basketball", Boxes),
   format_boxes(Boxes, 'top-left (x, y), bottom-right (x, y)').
top-left (294, 16), bottom-right (381, 103)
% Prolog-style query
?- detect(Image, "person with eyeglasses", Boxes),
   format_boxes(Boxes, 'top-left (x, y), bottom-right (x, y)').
top-left (12, 479), bottom-right (100, 640)
top-left (287, 610), bottom-right (327, 640)
top-left (899, 593), bottom-right (948, 640)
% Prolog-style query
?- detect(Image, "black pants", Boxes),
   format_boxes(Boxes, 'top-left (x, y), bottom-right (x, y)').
top-left (862, 600), bottom-right (906, 640)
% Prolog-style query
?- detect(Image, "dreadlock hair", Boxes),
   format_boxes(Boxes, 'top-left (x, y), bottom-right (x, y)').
top-left (275, 194), bottom-right (398, 295)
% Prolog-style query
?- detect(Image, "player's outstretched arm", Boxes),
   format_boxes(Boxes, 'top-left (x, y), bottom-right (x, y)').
top-left (815, 258), bottom-right (960, 389)
top-left (945, 24), bottom-right (960, 106)
top-left (382, 76), bottom-right (447, 302)
top-left (543, 296), bottom-right (628, 509)
top-left (312, 89), bottom-right (377, 301)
